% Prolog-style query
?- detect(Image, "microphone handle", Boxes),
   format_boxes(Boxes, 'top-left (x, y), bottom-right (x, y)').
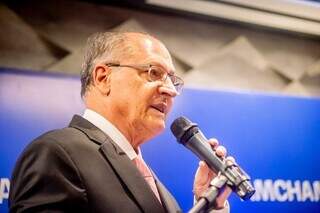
top-left (185, 129), bottom-right (227, 173)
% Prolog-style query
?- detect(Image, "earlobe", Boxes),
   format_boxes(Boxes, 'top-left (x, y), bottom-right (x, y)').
top-left (92, 65), bottom-right (112, 96)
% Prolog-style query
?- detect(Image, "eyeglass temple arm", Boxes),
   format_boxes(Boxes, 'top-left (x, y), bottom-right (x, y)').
top-left (105, 63), bottom-right (120, 67)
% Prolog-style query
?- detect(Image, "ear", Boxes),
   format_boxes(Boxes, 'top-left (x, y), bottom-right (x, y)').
top-left (91, 65), bottom-right (112, 95)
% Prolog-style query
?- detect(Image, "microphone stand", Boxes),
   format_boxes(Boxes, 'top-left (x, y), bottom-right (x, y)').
top-left (188, 174), bottom-right (228, 213)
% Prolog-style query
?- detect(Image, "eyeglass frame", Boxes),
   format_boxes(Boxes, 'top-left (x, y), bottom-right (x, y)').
top-left (105, 63), bottom-right (184, 93)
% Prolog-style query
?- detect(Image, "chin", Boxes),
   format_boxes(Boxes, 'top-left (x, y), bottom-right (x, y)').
top-left (146, 118), bottom-right (166, 138)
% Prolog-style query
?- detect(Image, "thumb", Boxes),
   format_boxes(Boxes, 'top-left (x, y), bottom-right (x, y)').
top-left (194, 161), bottom-right (212, 185)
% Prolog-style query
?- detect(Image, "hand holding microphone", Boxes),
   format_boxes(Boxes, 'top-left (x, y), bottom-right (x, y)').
top-left (193, 139), bottom-right (232, 209)
top-left (171, 116), bottom-right (255, 212)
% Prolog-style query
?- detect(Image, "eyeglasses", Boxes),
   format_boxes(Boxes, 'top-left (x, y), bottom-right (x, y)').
top-left (105, 63), bottom-right (184, 93)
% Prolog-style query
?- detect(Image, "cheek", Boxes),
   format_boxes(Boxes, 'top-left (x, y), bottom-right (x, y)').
top-left (113, 75), bottom-right (159, 117)
top-left (128, 84), bottom-right (153, 116)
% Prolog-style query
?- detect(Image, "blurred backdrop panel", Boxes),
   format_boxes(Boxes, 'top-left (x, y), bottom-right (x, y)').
top-left (1, 0), bottom-right (320, 98)
top-left (0, 69), bottom-right (319, 212)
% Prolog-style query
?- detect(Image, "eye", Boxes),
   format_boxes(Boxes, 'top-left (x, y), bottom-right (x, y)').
top-left (149, 66), bottom-right (165, 81)
top-left (169, 75), bottom-right (178, 85)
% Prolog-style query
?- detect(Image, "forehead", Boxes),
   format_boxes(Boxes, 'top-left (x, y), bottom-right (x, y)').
top-left (124, 33), bottom-right (174, 71)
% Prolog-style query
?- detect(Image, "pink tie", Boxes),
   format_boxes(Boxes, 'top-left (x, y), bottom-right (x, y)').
top-left (132, 155), bottom-right (162, 204)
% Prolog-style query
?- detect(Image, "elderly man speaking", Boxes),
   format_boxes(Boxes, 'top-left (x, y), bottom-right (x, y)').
top-left (9, 32), bottom-right (231, 212)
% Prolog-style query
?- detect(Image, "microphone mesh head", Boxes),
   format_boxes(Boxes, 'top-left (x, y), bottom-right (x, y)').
top-left (170, 116), bottom-right (193, 143)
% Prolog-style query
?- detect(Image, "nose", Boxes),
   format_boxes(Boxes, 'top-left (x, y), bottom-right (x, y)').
top-left (158, 78), bottom-right (178, 97)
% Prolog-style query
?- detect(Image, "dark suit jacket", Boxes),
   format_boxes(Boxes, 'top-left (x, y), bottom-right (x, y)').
top-left (9, 115), bottom-right (181, 213)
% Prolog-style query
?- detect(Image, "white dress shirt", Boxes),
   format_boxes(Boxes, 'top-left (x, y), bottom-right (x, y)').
top-left (83, 109), bottom-right (138, 160)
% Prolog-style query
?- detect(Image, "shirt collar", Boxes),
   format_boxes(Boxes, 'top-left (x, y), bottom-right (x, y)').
top-left (82, 109), bottom-right (138, 160)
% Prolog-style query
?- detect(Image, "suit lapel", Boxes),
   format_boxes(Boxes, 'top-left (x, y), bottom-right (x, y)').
top-left (100, 142), bottom-right (165, 213)
top-left (152, 172), bottom-right (182, 213)
top-left (69, 115), bottom-right (165, 213)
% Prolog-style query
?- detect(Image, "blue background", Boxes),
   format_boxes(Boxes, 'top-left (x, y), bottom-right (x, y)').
top-left (0, 68), bottom-right (319, 212)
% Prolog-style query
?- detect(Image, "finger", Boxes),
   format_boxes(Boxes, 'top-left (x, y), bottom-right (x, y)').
top-left (226, 156), bottom-right (235, 164)
top-left (199, 160), bottom-right (208, 172)
top-left (216, 146), bottom-right (227, 157)
top-left (194, 161), bottom-right (215, 199)
top-left (201, 161), bottom-right (216, 179)
top-left (194, 161), bottom-right (214, 185)
top-left (198, 161), bottom-right (215, 178)
top-left (195, 161), bottom-right (209, 184)
top-left (208, 138), bottom-right (219, 150)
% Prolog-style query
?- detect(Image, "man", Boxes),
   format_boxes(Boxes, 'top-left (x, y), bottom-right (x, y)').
top-left (9, 32), bottom-right (231, 212)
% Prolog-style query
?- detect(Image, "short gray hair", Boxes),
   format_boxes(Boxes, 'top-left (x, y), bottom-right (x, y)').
top-left (80, 32), bottom-right (127, 97)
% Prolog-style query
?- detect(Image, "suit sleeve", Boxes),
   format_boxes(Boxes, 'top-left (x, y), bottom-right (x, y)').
top-left (9, 136), bottom-right (88, 213)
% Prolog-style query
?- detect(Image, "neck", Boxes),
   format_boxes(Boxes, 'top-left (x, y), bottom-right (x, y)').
top-left (85, 104), bottom-right (147, 151)
top-left (107, 113), bottom-right (147, 150)
top-left (84, 91), bottom-right (155, 150)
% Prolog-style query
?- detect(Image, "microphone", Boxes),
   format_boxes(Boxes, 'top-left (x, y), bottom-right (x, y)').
top-left (170, 116), bottom-right (255, 200)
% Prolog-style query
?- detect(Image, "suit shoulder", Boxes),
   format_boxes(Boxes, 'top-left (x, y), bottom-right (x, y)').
top-left (9, 128), bottom-right (89, 212)
top-left (37, 127), bottom-right (85, 142)
top-left (31, 127), bottom-right (87, 148)
top-left (15, 127), bottom-right (87, 164)
top-left (10, 127), bottom-right (89, 186)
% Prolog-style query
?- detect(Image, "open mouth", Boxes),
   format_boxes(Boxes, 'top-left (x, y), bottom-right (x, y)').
top-left (150, 103), bottom-right (166, 114)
